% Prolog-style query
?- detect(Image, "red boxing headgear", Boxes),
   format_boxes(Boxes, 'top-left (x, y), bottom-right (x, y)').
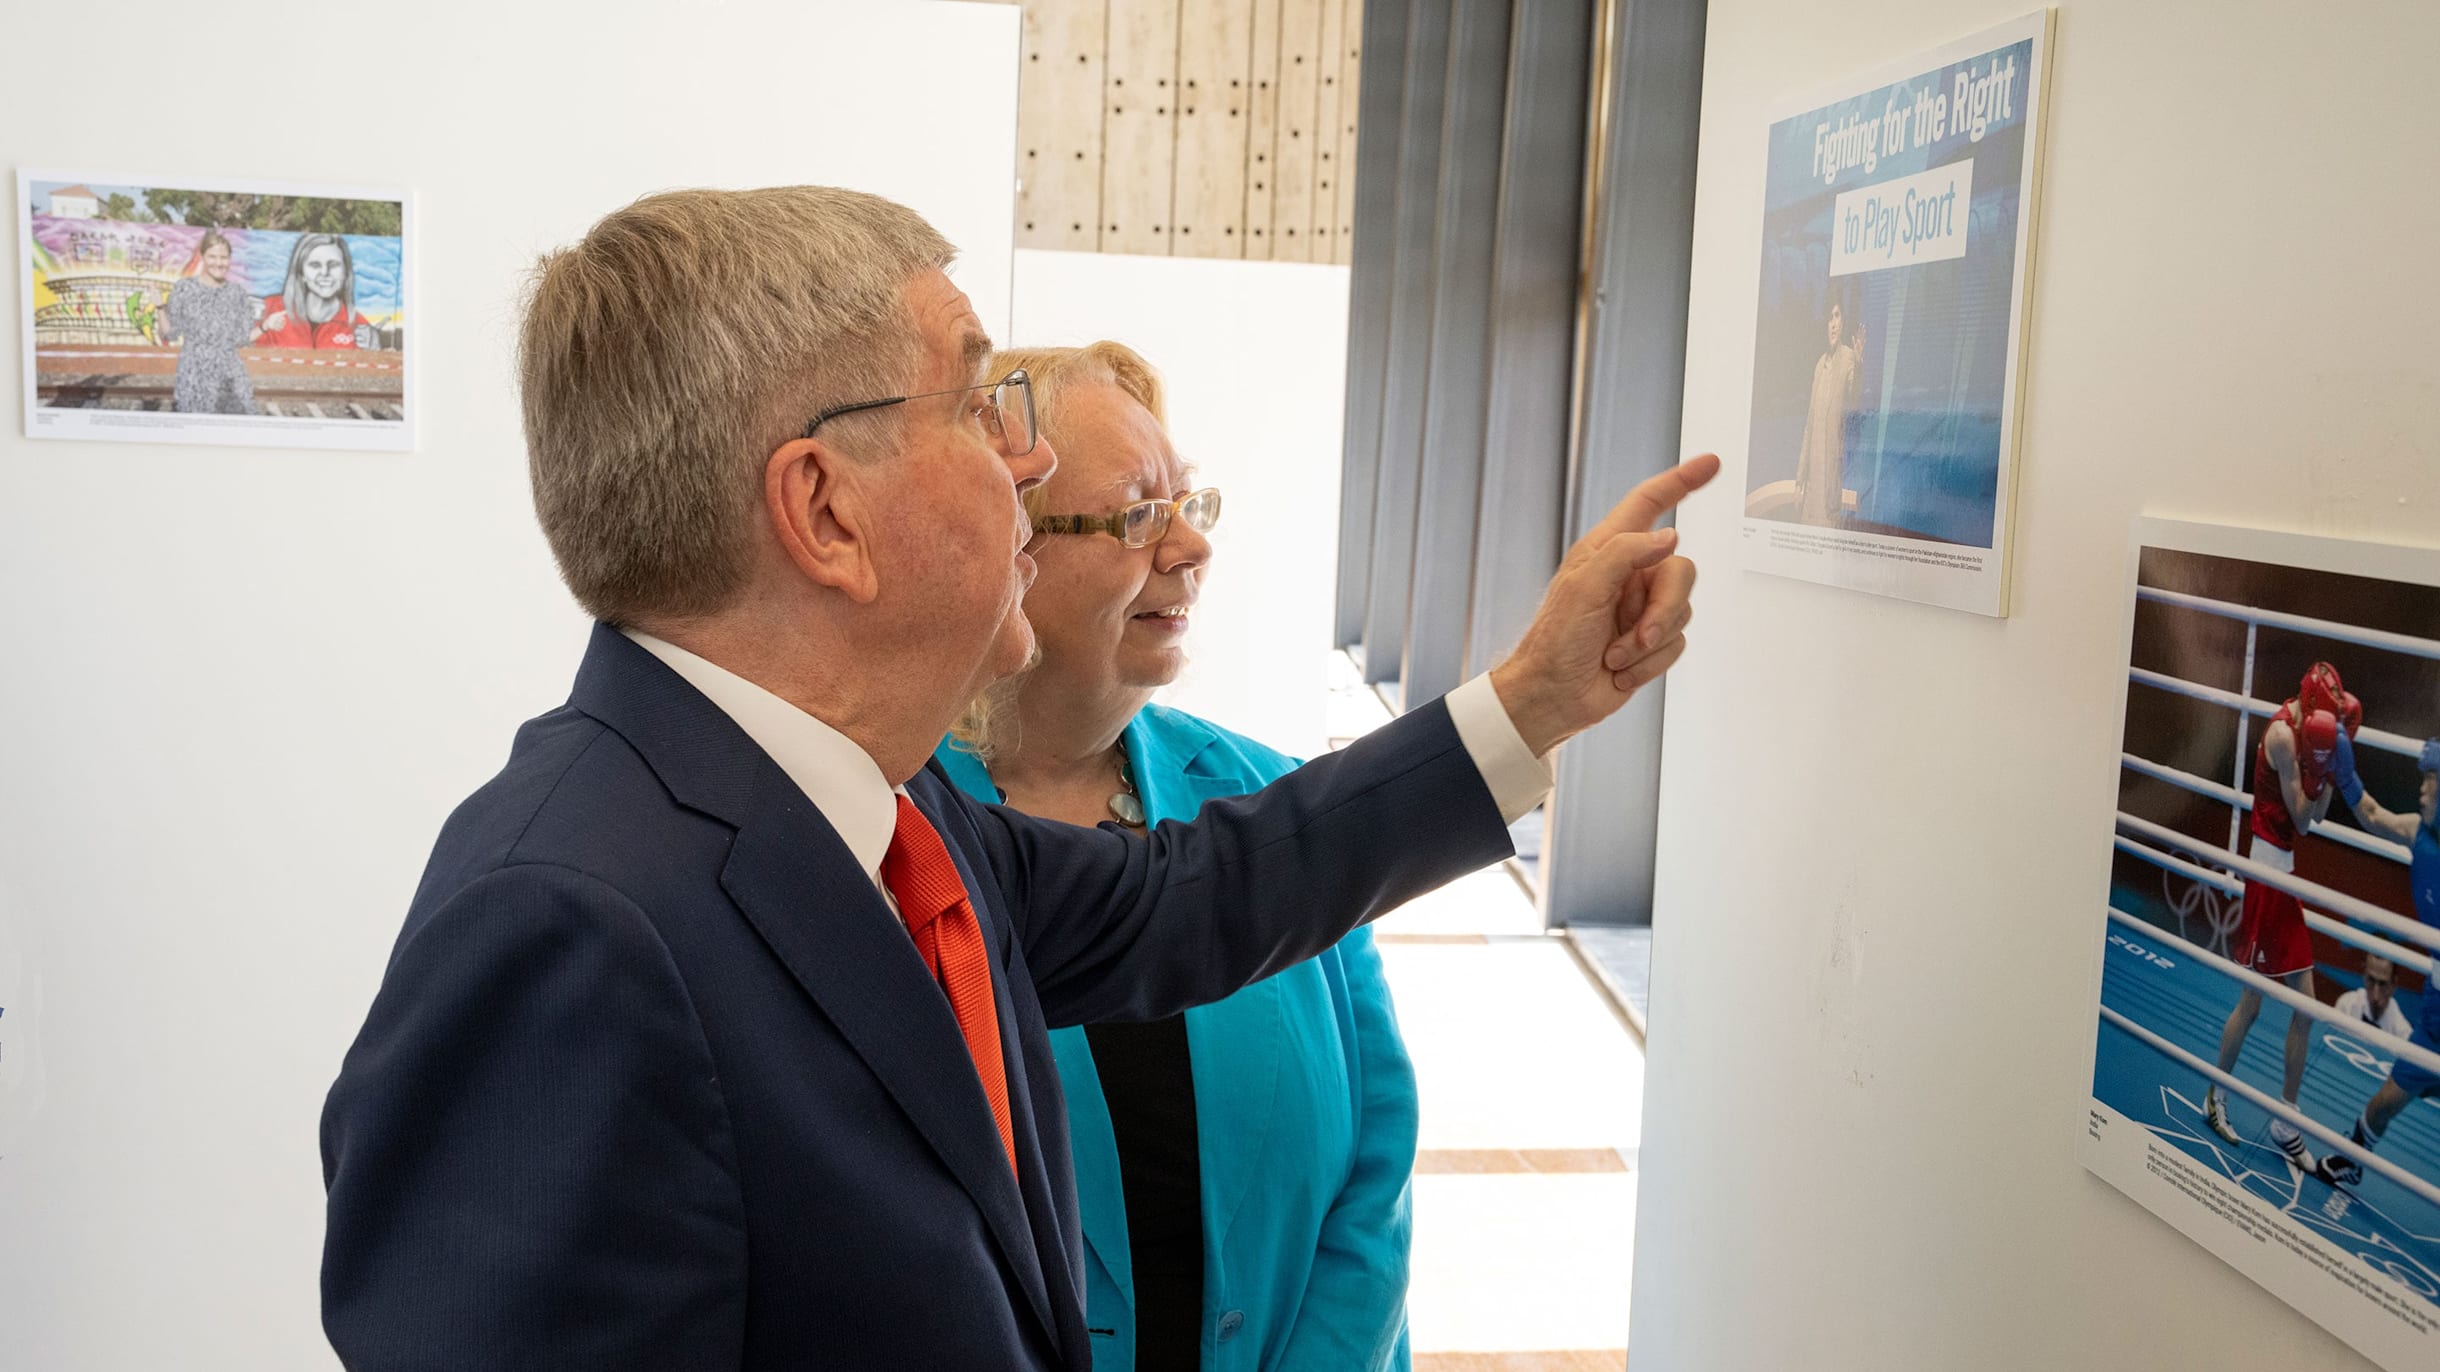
top-left (2298, 661), bottom-right (2347, 726)
top-left (2298, 708), bottom-right (2341, 794)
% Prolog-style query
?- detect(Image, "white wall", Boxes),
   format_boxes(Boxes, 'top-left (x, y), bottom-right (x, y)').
top-left (1009, 248), bottom-right (1351, 760)
top-left (0, 4), bottom-right (1019, 1367)
top-left (1633, 3), bottom-right (2439, 1368)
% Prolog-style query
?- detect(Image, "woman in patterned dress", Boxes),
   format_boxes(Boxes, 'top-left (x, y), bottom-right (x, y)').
top-left (161, 231), bottom-right (260, 415)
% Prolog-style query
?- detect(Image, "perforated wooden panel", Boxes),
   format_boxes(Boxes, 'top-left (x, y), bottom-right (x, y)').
top-left (1172, 0), bottom-right (1255, 257)
top-left (992, 0), bottom-right (1368, 259)
top-left (1014, 0), bottom-right (1110, 251)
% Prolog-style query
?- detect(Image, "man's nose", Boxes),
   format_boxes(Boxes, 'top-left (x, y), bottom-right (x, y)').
top-left (1010, 434), bottom-right (1057, 495)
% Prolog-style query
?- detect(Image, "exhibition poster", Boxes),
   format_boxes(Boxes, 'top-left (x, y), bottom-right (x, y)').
top-left (2086, 517), bottom-right (2440, 1370)
top-left (17, 169), bottom-right (411, 450)
top-left (1738, 11), bottom-right (2050, 616)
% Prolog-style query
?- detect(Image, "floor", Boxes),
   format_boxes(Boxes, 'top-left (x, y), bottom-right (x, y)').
top-left (1329, 659), bottom-right (1646, 1371)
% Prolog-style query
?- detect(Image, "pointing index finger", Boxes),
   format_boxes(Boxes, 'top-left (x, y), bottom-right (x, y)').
top-left (1585, 453), bottom-right (1722, 542)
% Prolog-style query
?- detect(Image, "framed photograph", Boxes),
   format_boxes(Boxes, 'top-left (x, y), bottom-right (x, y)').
top-left (1737, 10), bottom-right (2051, 616)
top-left (18, 169), bottom-right (412, 450)
top-left (2085, 517), bottom-right (2440, 1369)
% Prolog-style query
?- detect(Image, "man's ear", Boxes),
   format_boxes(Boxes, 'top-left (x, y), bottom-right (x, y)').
top-left (767, 438), bottom-right (880, 603)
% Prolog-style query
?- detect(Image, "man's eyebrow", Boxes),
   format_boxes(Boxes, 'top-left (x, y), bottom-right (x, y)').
top-left (961, 332), bottom-right (993, 384)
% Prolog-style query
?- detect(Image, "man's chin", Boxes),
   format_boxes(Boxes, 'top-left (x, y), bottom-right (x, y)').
top-left (983, 623), bottom-right (1041, 685)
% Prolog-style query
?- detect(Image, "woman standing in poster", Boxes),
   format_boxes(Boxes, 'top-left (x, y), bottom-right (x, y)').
top-left (255, 233), bottom-right (375, 350)
top-left (160, 231), bottom-right (261, 415)
top-left (1794, 299), bottom-right (1864, 526)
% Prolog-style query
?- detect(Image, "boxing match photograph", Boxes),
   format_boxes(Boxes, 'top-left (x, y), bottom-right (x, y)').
top-left (2084, 518), bottom-right (2440, 1370)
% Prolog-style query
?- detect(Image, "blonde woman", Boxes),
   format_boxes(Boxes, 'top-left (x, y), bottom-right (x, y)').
top-left (936, 341), bottom-right (1416, 1371)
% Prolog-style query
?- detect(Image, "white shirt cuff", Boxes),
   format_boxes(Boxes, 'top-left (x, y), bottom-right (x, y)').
top-left (1446, 673), bottom-right (1555, 825)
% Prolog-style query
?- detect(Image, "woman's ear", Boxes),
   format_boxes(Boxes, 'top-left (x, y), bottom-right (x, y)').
top-left (767, 438), bottom-right (880, 603)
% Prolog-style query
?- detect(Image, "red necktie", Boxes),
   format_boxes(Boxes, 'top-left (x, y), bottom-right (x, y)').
top-left (880, 794), bottom-right (1018, 1178)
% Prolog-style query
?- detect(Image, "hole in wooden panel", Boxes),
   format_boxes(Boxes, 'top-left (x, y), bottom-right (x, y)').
top-left (1114, 77), bottom-right (1125, 85)
top-left (1157, 106), bottom-right (1166, 114)
top-left (1186, 106), bottom-right (1196, 114)
top-left (1180, 226), bottom-right (1191, 234)
top-left (1255, 180), bottom-right (1265, 189)
top-left (1231, 78), bottom-right (1240, 87)
top-left (1158, 78), bottom-right (1168, 86)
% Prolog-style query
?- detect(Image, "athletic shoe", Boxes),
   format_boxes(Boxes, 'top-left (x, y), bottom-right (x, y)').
top-left (2204, 1088), bottom-right (2241, 1144)
top-left (2319, 1153), bottom-right (2363, 1188)
top-left (2269, 1119), bottom-right (2316, 1173)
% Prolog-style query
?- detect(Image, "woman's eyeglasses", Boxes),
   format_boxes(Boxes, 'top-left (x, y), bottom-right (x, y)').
top-left (1033, 487), bottom-right (1222, 548)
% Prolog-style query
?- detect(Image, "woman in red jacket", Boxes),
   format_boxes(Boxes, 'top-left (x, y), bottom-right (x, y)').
top-left (255, 233), bottom-right (375, 349)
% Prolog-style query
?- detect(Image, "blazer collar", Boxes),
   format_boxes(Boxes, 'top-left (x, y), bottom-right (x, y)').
top-left (566, 624), bottom-right (1061, 1349)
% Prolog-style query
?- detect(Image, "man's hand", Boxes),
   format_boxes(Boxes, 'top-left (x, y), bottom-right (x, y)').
top-left (1489, 454), bottom-right (1720, 758)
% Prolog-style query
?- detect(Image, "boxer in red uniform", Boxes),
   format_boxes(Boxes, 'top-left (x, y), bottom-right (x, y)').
top-left (2203, 662), bottom-right (2358, 1171)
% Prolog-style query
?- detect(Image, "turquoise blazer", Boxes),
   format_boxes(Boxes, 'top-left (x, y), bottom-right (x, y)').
top-left (937, 705), bottom-right (1417, 1372)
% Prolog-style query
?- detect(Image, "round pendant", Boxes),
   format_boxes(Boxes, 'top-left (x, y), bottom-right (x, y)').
top-left (1107, 791), bottom-right (1146, 826)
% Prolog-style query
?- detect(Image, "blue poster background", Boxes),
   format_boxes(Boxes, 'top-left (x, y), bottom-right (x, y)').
top-left (1744, 38), bottom-right (2032, 548)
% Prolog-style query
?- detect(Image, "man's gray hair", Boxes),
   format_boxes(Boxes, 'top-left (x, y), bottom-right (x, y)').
top-left (520, 186), bottom-right (953, 624)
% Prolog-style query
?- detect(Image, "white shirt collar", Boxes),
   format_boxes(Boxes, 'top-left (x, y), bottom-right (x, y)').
top-left (622, 628), bottom-right (900, 890)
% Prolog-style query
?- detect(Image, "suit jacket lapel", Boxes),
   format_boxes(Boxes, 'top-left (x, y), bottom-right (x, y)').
top-left (566, 625), bottom-right (1059, 1350)
top-left (720, 783), bottom-right (1058, 1349)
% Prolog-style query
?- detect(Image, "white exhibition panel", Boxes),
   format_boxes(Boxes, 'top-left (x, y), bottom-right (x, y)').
top-left (1636, 2), bottom-right (2438, 1370)
top-left (0, 3), bottom-right (1019, 1366)
top-left (1008, 247), bottom-right (1351, 762)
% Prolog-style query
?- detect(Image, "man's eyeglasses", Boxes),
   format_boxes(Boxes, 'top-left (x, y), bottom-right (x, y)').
top-left (803, 369), bottom-right (1038, 457)
top-left (1034, 487), bottom-right (1222, 549)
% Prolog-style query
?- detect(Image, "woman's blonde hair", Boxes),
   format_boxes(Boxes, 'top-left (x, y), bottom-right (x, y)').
top-left (947, 339), bottom-right (1168, 766)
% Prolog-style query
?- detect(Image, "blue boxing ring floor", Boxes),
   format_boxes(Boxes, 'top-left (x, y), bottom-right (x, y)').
top-left (2098, 884), bottom-right (2440, 1305)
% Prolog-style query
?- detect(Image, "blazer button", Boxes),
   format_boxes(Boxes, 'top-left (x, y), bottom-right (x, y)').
top-left (1217, 1309), bottom-right (1245, 1341)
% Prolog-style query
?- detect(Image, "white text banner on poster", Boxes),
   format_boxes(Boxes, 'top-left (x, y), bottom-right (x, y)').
top-left (1832, 160), bottom-right (1973, 276)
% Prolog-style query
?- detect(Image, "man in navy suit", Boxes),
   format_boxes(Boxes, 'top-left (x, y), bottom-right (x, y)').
top-left (320, 186), bottom-right (1716, 1370)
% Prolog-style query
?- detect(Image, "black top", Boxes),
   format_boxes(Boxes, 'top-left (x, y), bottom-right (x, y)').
top-left (1084, 1015), bottom-right (1204, 1367)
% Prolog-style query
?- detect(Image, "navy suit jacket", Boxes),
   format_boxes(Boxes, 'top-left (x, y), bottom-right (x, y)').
top-left (321, 625), bottom-right (1511, 1370)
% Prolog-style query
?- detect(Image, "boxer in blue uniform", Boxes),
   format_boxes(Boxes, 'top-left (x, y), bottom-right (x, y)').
top-left (2317, 735), bottom-right (2440, 1188)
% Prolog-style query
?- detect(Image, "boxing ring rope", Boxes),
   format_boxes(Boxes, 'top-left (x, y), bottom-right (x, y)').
top-left (2098, 1003), bottom-right (2440, 1212)
top-left (2137, 585), bottom-right (2440, 667)
top-left (2112, 835), bottom-right (2434, 976)
top-left (2129, 667), bottom-right (2432, 762)
top-left (2116, 811), bottom-right (2440, 954)
top-left (2106, 908), bottom-right (2440, 1081)
top-left (2118, 751), bottom-right (2413, 866)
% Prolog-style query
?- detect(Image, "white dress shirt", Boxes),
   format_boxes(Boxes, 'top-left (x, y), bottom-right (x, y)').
top-left (2334, 987), bottom-right (2414, 1040)
top-left (624, 629), bottom-right (1556, 901)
